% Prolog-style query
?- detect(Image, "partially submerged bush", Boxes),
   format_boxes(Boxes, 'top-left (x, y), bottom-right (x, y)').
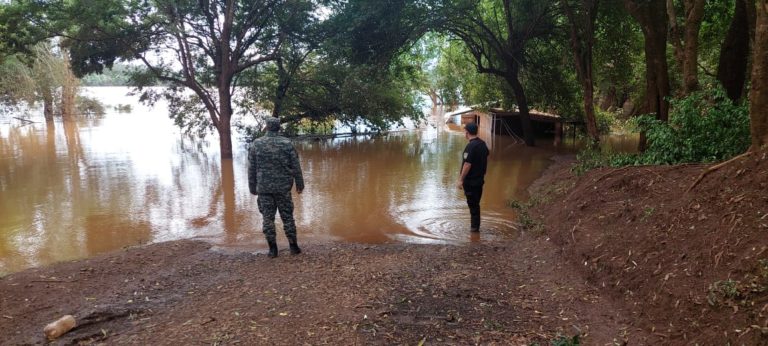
top-left (77, 96), bottom-right (106, 118)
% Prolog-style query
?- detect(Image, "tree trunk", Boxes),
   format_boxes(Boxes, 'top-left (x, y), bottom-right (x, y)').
top-left (718, 0), bottom-right (751, 101)
top-left (272, 58), bottom-right (290, 118)
top-left (667, 0), bottom-right (685, 71)
top-left (60, 51), bottom-right (78, 121)
top-left (428, 89), bottom-right (439, 109)
top-left (625, 0), bottom-right (671, 121)
top-left (218, 86), bottom-right (234, 160)
top-left (564, 0), bottom-right (600, 143)
top-left (221, 158), bottom-right (236, 237)
top-left (667, 0), bottom-right (704, 94)
top-left (682, 0), bottom-right (705, 93)
top-left (750, 0), bottom-right (768, 150)
top-left (645, 21), bottom-right (671, 121)
top-left (61, 77), bottom-right (77, 121)
top-left (42, 87), bottom-right (54, 122)
top-left (506, 72), bottom-right (535, 146)
top-left (582, 79), bottom-right (599, 142)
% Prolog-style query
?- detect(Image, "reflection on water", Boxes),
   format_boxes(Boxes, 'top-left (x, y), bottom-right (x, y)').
top-left (0, 88), bottom-right (600, 273)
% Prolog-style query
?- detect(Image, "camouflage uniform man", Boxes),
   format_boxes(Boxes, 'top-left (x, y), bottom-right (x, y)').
top-left (248, 117), bottom-right (305, 258)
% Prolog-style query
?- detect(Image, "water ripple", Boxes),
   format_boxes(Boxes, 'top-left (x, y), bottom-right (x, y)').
top-left (393, 206), bottom-right (520, 244)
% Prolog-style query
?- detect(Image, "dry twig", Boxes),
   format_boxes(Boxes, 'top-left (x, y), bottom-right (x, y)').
top-left (687, 152), bottom-right (752, 193)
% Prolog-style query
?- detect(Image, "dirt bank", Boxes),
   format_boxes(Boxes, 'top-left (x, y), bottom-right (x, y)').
top-left (0, 232), bottom-right (650, 345)
top-left (531, 151), bottom-right (768, 345)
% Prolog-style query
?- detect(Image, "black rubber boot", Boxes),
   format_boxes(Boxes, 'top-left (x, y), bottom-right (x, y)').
top-left (267, 239), bottom-right (278, 258)
top-left (288, 235), bottom-right (301, 255)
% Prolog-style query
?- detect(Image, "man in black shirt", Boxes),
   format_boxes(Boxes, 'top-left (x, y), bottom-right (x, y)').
top-left (456, 122), bottom-right (489, 232)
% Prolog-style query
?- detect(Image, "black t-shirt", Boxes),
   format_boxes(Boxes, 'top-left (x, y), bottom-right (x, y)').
top-left (462, 137), bottom-right (489, 180)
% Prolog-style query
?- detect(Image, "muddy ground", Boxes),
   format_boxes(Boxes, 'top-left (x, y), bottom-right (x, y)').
top-left (0, 235), bottom-right (647, 345)
top-left (3, 151), bottom-right (766, 345)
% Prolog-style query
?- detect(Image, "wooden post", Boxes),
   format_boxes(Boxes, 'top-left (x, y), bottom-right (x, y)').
top-left (554, 121), bottom-right (563, 146)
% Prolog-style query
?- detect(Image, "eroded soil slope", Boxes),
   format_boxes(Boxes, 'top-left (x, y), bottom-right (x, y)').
top-left (532, 152), bottom-right (768, 345)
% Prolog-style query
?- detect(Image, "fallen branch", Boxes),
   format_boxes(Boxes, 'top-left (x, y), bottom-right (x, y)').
top-left (687, 152), bottom-right (752, 193)
top-left (12, 117), bottom-right (37, 124)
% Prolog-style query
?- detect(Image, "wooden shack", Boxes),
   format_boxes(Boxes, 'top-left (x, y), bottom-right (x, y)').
top-left (485, 108), bottom-right (581, 146)
top-left (446, 107), bottom-right (579, 149)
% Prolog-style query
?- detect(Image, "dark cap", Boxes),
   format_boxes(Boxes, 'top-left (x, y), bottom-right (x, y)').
top-left (464, 122), bottom-right (478, 135)
top-left (265, 117), bottom-right (281, 132)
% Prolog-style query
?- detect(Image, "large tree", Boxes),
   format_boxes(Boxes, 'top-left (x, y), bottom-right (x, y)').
top-left (563, 0), bottom-right (600, 143)
top-left (667, 0), bottom-right (705, 94)
top-left (65, 0), bottom-right (307, 159)
top-left (624, 0), bottom-right (671, 122)
top-left (441, 0), bottom-right (557, 146)
top-left (718, 0), bottom-right (754, 101)
top-left (750, 0), bottom-right (768, 150)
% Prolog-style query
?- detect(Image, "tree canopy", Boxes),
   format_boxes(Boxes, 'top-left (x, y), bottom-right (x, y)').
top-left (2, 0), bottom-right (768, 154)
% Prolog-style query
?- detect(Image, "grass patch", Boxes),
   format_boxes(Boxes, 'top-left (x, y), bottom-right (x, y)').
top-left (640, 206), bottom-right (655, 222)
top-left (508, 199), bottom-right (542, 233)
top-left (707, 259), bottom-right (768, 308)
top-left (508, 181), bottom-right (573, 233)
top-left (530, 334), bottom-right (580, 346)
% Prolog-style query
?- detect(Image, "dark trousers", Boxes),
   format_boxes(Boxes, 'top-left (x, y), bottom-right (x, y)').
top-left (463, 181), bottom-right (484, 229)
top-left (257, 192), bottom-right (296, 242)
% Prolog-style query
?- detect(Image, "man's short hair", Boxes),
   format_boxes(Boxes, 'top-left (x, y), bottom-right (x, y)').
top-left (266, 117), bottom-right (281, 132)
top-left (465, 122), bottom-right (478, 135)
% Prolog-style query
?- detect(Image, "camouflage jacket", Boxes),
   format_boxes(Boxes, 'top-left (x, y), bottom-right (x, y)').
top-left (248, 132), bottom-right (304, 194)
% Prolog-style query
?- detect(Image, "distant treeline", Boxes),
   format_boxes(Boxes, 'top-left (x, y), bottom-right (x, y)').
top-left (81, 64), bottom-right (148, 87)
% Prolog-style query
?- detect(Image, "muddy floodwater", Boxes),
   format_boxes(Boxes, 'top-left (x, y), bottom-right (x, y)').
top-left (1, 87), bottom-right (627, 273)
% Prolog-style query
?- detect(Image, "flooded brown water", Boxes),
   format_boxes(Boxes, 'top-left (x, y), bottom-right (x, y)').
top-left (0, 87), bottom-right (632, 273)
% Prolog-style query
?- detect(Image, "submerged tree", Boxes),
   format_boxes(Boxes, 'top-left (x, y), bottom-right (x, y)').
top-left (0, 42), bottom-right (79, 121)
top-left (64, 0), bottom-right (309, 159)
top-left (439, 0), bottom-right (558, 146)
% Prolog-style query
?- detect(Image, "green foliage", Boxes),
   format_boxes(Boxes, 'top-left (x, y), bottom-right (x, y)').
top-left (113, 104), bottom-right (132, 113)
top-left (698, 0), bottom-right (734, 84)
top-left (0, 55), bottom-right (36, 105)
top-left (507, 199), bottom-right (541, 233)
top-left (81, 63), bottom-right (137, 86)
top-left (238, 52), bottom-right (423, 135)
top-left (0, 42), bottom-right (88, 116)
top-left (522, 38), bottom-right (582, 118)
top-left (572, 148), bottom-right (633, 176)
top-left (136, 85), bottom-right (213, 138)
top-left (595, 108), bottom-right (616, 134)
top-left (593, 0), bottom-right (643, 103)
top-left (508, 181), bottom-right (572, 232)
top-left (635, 88), bottom-right (749, 164)
top-left (575, 87), bottom-right (750, 173)
top-left (551, 335), bottom-right (580, 346)
top-left (76, 95), bottom-right (105, 118)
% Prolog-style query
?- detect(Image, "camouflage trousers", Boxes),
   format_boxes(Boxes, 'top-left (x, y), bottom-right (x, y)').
top-left (257, 192), bottom-right (296, 242)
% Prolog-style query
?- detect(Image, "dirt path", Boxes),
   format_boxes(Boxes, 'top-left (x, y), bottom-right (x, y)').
top-left (0, 233), bottom-right (650, 345)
